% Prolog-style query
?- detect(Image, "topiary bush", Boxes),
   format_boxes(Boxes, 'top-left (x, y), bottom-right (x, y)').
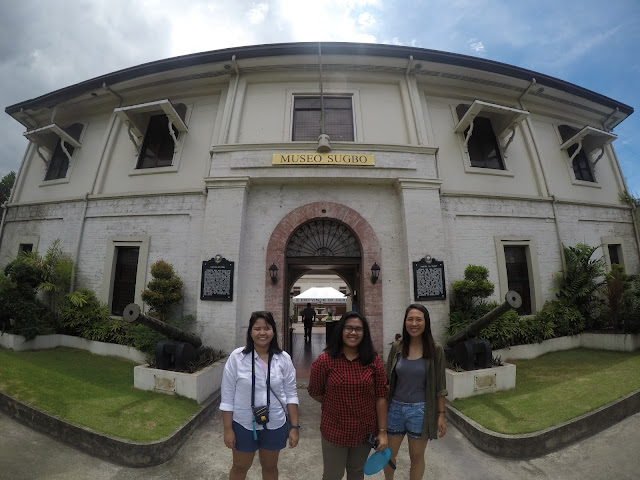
top-left (450, 265), bottom-right (495, 314)
top-left (141, 260), bottom-right (184, 322)
top-left (1, 256), bottom-right (53, 340)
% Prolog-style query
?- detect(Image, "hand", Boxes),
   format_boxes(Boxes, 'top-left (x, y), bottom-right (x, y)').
top-left (288, 428), bottom-right (300, 448)
top-left (223, 427), bottom-right (236, 449)
top-left (376, 431), bottom-right (388, 452)
top-left (438, 414), bottom-right (447, 438)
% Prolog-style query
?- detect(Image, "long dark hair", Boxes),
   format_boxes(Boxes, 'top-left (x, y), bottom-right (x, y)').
top-left (325, 311), bottom-right (376, 365)
top-left (401, 304), bottom-right (436, 359)
top-left (242, 311), bottom-right (282, 355)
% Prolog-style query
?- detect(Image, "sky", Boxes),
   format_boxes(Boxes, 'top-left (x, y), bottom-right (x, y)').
top-left (0, 0), bottom-right (638, 193)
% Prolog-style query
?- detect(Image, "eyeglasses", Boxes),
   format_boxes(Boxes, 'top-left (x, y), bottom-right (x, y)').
top-left (344, 326), bottom-right (364, 334)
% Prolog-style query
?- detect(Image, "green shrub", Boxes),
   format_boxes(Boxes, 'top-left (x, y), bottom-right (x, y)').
top-left (57, 289), bottom-right (130, 343)
top-left (450, 305), bottom-right (528, 350)
top-left (556, 243), bottom-right (605, 325)
top-left (58, 290), bottom-right (109, 335)
top-left (619, 275), bottom-right (640, 333)
top-left (535, 299), bottom-right (584, 337)
top-left (513, 313), bottom-right (555, 345)
top-left (4, 254), bottom-right (43, 289)
top-left (601, 264), bottom-right (630, 332)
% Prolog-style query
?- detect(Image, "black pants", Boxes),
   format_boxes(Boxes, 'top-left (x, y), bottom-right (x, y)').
top-left (304, 323), bottom-right (312, 340)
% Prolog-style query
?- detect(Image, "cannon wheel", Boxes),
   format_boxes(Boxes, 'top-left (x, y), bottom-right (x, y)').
top-left (122, 303), bottom-right (141, 323)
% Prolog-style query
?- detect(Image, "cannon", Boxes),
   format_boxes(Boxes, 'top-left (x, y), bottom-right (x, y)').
top-left (445, 291), bottom-right (522, 370)
top-left (123, 303), bottom-right (206, 371)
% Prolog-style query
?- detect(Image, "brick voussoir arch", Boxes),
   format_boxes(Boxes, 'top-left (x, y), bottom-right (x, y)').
top-left (265, 202), bottom-right (384, 353)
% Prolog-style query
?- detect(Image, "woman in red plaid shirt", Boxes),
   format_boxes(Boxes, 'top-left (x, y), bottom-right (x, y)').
top-left (308, 311), bottom-right (389, 480)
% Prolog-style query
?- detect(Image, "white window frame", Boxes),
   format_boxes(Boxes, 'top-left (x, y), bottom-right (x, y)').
top-left (24, 123), bottom-right (86, 185)
top-left (494, 236), bottom-right (542, 315)
top-left (557, 125), bottom-right (615, 188)
top-left (100, 236), bottom-right (150, 316)
top-left (601, 236), bottom-right (625, 270)
top-left (114, 100), bottom-right (192, 175)
top-left (284, 89), bottom-right (362, 143)
top-left (452, 100), bottom-right (529, 177)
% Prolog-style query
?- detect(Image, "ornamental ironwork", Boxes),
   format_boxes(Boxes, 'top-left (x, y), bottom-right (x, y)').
top-left (286, 220), bottom-right (361, 257)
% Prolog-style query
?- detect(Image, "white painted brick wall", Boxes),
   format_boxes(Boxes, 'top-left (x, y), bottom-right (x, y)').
top-left (1, 188), bottom-right (637, 359)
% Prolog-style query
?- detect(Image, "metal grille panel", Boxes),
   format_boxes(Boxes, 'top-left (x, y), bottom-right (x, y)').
top-left (504, 246), bottom-right (532, 315)
top-left (286, 220), bottom-right (361, 257)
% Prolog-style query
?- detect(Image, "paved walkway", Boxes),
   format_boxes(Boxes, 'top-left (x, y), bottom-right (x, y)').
top-left (290, 325), bottom-right (326, 379)
top-left (2, 385), bottom-right (640, 479)
top-left (3, 329), bottom-right (639, 478)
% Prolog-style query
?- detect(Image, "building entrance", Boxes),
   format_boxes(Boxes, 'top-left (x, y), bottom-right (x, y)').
top-left (282, 220), bottom-right (363, 378)
top-left (265, 202), bottom-right (384, 366)
top-left (287, 265), bottom-right (361, 378)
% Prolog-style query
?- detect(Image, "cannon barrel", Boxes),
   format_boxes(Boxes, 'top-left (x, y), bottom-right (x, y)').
top-left (122, 303), bottom-right (203, 348)
top-left (446, 291), bottom-right (522, 349)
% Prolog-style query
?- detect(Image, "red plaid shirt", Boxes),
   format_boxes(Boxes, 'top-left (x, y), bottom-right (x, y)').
top-left (308, 352), bottom-right (389, 446)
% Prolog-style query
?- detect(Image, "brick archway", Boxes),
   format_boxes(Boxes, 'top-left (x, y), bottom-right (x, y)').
top-left (265, 202), bottom-right (383, 353)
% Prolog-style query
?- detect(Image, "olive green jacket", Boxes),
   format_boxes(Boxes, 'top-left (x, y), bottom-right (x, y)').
top-left (385, 342), bottom-right (448, 440)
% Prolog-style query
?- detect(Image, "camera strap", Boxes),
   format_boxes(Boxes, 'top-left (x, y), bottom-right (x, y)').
top-left (251, 350), bottom-right (272, 409)
top-left (251, 350), bottom-right (272, 439)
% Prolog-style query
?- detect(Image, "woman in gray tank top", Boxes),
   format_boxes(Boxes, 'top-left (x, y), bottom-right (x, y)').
top-left (384, 304), bottom-right (448, 480)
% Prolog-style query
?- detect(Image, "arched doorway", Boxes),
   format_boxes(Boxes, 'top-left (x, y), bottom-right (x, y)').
top-left (265, 202), bottom-right (383, 362)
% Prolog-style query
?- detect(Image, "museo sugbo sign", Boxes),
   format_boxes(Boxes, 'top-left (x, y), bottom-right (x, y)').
top-left (272, 153), bottom-right (375, 166)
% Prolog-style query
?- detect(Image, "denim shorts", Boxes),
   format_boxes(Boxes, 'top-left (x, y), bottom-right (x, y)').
top-left (232, 421), bottom-right (288, 452)
top-left (387, 399), bottom-right (425, 439)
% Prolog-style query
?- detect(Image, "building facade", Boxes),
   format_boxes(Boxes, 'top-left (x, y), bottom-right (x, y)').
top-left (1, 42), bottom-right (636, 356)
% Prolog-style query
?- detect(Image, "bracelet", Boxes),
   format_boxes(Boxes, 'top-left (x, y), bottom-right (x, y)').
top-left (290, 425), bottom-right (301, 429)
top-left (379, 428), bottom-right (387, 432)
top-left (438, 411), bottom-right (446, 414)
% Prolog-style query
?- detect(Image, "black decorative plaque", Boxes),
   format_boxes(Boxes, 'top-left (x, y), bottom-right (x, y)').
top-left (413, 257), bottom-right (446, 301)
top-left (201, 255), bottom-right (234, 301)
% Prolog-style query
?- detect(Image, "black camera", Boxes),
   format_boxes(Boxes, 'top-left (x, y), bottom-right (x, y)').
top-left (253, 405), bottom-right (269, 426)
top-left (366, 433), bottom-right (379, 449)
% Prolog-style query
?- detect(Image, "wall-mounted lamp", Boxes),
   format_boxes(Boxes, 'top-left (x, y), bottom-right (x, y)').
top-left (317, 133), bottom-right (332, 153)
top-left (371, 262), bottom-right (380, 284)
top-left (269, 263), bottom-right (279, 284)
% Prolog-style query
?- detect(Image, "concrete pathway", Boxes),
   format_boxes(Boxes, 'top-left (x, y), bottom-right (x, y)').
top-left (2, 388), bottom-right (640, 480)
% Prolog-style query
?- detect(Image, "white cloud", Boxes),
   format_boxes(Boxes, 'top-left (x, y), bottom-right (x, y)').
top-left (248, 3), bottom-right (269, 24)
top-left (358, 12), bottom-right (376, 27)
top-left (467, 38), bottom-right (485, 53)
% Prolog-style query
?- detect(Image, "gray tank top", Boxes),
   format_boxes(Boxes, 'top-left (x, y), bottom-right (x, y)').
top-left (394, 355), bottom-right (426, 403)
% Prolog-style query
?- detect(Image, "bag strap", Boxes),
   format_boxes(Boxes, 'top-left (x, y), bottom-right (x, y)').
top-left (251, 350), bottom-right (271, 409)
top-left (269, 384), bottom-right (288, 415)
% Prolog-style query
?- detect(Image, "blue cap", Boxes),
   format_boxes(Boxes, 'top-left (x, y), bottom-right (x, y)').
top-left (363, 448), bottom-right (391, 475)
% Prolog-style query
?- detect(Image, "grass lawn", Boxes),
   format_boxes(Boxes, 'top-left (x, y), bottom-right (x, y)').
top-left (0, 347), bottom-right (201, 442)
top-left (450, 348), bottom-right (640, 434)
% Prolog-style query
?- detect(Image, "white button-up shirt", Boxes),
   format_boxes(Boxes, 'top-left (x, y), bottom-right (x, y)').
top-left (220, 346), bottom-right (299, 431)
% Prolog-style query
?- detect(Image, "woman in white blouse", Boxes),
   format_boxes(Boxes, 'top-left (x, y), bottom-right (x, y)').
top-left (221, 311), bottom-right (300, 480)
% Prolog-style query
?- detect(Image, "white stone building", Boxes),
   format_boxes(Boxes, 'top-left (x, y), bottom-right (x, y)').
top-left (1, 42), bottom-right (636, 357)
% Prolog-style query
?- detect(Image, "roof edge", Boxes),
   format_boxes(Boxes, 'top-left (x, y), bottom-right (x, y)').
top-left (5, 42), bottom-right (634, 117)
